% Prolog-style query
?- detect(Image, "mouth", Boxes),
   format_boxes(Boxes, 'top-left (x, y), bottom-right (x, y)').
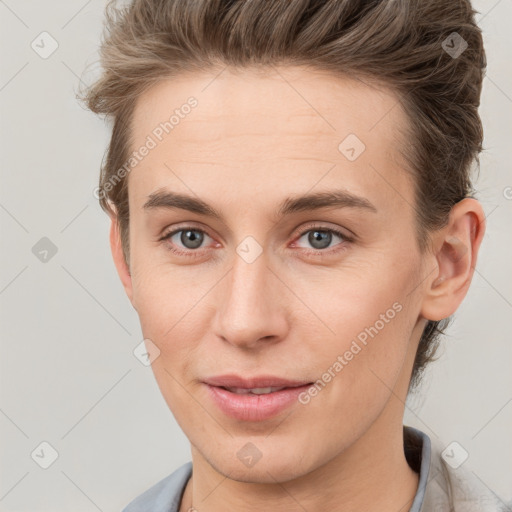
top-left (202, 375), bottom-right (314, 421)
top-left (218, 385), bottom-right (294, 395)
top-left (203, 374), bottom-right (312, 390)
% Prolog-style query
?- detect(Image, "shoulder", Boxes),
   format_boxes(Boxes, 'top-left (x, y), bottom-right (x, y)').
top-left (405, 426), bottom-right (509, 512)
top-left (121, 461), bottom-right (193, 512)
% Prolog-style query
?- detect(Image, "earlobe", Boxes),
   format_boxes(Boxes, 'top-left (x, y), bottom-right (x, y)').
top-left (109, 215), bottom-right (135, 306)
top-left (421, 198), bottom-right (486, 322)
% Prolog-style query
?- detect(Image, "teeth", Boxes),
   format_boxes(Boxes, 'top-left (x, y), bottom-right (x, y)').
top-left (225, 386), bottom-right (285, 395)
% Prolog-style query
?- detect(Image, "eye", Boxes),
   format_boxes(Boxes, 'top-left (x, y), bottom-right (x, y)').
top-left (159, 227), bottom-right (215, 255)
top-left (293, 225), bottom-right (351, 254)
top-left (159, 224), bottom-right (352, 258)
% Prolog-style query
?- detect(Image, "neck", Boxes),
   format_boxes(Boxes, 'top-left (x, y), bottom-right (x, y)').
top-left (179, 417), bottom-right (419, 512)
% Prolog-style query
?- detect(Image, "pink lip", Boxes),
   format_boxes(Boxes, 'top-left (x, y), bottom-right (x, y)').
top-left (203, 374), bottom-right (311, 389)
top-left (202, 374), bottom-right (313, 421)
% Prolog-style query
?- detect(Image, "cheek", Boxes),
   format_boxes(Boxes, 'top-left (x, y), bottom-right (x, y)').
top-left (299, 256), bottom-right (416, 348)
top-left (295, 298), bottom-right (416, 450)
top-left (302, 257), bottom-right (420, 399)
top-left (130, 256), bottom-right (201, 332)
top-left (130, 262), bottom-right (217, 383)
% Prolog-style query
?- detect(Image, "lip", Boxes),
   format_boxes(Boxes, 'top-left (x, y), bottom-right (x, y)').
top-left (202, 374), bottom-right (313, 421)
top-left (203, 374), bottom-right (311, 389)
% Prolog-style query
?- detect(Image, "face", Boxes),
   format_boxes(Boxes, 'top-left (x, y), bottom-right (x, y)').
top-left (122, 66), bottom-right (430, 482)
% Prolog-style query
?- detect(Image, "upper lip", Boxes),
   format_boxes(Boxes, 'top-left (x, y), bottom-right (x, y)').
top-left (203, 374), bottom-right (312, 389)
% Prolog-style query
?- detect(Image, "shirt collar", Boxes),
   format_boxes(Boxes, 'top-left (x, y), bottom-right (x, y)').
top-left (404, 425), bottom-right (432, 512)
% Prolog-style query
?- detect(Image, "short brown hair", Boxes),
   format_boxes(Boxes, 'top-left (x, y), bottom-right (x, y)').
top-left (79, 0), bottom-right (486, 393)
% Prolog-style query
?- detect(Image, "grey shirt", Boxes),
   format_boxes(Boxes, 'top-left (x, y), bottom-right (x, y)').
top-left (122, 426), bottom-right (508, 512)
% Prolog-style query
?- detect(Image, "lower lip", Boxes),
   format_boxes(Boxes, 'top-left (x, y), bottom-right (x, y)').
top-left (204, 383), bottom-right (312, 421)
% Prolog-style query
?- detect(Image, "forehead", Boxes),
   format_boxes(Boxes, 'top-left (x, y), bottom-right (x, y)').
top-left (131, 66), bottom-right (406, 144)
top-left (128, 66), bottom-right (413, 213)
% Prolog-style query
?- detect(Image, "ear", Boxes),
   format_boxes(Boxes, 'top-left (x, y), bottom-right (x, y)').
top-left (420, 198), bottom-right (486, 321)
top-left (109, 214), bottom-right (135, 307)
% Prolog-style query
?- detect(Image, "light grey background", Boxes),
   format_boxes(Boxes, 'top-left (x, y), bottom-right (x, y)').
top-left (0, 1), bottom-right (511, 511)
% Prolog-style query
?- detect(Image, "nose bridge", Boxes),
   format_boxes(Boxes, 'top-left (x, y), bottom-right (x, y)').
top-left (232, 245), bottom-right (269, 302)
top-left (213, 243), bottom-right (286, 347)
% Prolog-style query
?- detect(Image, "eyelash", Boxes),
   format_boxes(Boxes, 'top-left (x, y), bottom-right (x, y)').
top-left (158, 224), bottom-right (353, 258)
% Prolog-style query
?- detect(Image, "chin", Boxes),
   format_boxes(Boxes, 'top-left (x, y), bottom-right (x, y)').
top-left (203, 445), bottom-right (316, 484)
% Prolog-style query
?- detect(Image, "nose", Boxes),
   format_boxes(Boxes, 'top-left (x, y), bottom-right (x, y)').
top-left (212, 247), bottom-right (289, 350)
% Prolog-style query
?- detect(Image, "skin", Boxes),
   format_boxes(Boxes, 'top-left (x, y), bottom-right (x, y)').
top-left (109, 66), bottom-right (485, 512)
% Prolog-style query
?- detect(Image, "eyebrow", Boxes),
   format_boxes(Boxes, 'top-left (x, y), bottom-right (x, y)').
top-left (143, 188), bottom-right (377, 220)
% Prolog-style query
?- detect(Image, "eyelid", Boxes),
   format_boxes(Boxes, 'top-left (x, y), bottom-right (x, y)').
top-left (292, 222), bottom-right (355, 242)
top-left (287, 223), bottom-right (352, 255)
top-left (158, 225), bottom-right (219, 259)
top-left (159, 221), bottom-right (214, 240)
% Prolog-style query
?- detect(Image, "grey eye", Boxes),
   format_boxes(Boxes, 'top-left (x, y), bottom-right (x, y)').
top-left (178, 229), bottom-right (205, 249)
top-left (295, 228), bottom-right (346, 252)
top-left (307, 230), bottom-right (332, 249)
